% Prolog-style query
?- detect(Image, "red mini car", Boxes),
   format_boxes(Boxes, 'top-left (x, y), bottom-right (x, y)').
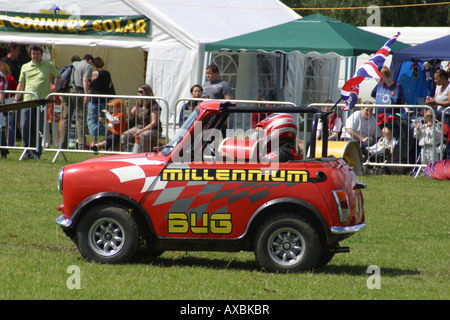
top-left (56, 101), bottom-right (366, 272)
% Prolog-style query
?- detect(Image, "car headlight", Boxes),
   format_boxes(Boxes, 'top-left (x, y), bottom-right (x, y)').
top-left (57, 168), bottom-right (64, 194)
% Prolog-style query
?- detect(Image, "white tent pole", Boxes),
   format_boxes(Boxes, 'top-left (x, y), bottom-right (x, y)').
top-left (196, 43), bottom-right (207, 86)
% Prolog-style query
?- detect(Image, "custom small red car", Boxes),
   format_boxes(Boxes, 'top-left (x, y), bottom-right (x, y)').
top-left (56, 101), bottom-right (366, 272)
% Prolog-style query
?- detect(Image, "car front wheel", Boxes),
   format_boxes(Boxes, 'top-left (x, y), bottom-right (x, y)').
top-left (77, 204), bottom-right (140, 264)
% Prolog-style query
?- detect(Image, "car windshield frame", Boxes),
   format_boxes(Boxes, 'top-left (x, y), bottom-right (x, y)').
top-left (161, 103), bottom-right (328, 159)
top-left (161, 108), bottom-right (200, 156)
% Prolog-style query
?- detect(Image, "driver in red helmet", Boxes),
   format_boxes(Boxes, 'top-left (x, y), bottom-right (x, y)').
top-left (255, 113), bottom-right (301, 162)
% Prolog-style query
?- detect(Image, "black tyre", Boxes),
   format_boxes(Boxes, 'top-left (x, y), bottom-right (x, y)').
top-left (77, 204), bottom-right (140, 264)
top-left (254, 214), bottom-right (322, 273)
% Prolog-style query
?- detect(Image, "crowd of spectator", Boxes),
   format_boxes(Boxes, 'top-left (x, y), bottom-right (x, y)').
top-left (315, 66), bottom-right (450, 164)
top-left (0, 43), bottom-right (449, 166)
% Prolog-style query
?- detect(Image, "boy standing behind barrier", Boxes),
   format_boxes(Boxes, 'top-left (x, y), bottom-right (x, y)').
top-left (59, 54), bottom-right (94, 150)
top-left (202, 64), bottom-right (233, 100)
top-left (414, 110), bottom-right (442, 164)
top-left (371, 66), bottom-right (406, 115)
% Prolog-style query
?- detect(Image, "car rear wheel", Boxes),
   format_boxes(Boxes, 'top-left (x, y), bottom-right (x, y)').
top-left (77, 204), bottom-right (140, 264)
top-left (254, 214), bottom-right (322, 273)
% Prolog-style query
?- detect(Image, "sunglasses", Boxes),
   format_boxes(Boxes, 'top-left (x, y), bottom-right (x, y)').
top-left (138, 90), bottom-right (144, 94)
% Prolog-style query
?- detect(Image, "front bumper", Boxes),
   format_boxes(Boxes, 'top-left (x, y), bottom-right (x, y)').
top-left (330, 222), bottom-right (367, 234)
top-left (55, 215), bottom-right (72, 228)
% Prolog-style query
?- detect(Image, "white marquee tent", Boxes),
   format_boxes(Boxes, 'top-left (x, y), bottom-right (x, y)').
top-left (0, 0), bottom-right (300, 121)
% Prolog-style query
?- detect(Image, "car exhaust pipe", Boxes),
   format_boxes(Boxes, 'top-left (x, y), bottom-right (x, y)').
top-left (334, 246), bottom-right (350, 253)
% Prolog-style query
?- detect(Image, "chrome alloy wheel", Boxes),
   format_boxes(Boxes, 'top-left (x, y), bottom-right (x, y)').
top-left (267, 227), bottom-right (306, 266)
top-left (88, 218), bottom-right (126, 257)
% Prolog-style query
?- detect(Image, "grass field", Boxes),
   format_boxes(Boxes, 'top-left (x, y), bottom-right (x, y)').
top-left (0, 150), bottom-right (448, 300)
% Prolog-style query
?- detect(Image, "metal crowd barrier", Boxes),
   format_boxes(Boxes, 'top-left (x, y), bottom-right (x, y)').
top-left (0, 90), bottom-right (40, 160)
top-left (309, 103), bottom-right (449, 175)
top-left (2, 92), bottom-right (448, 174)
top-left (45, 92), bottom-right (169, 162)
top-left (0, 90), bottom-right (169, 162)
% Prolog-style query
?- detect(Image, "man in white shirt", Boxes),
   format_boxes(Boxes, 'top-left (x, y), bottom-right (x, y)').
top-left (341, 106), bottom-right (382, 156)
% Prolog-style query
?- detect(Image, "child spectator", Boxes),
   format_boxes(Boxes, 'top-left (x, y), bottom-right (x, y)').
top-left (414, 110), bottom-right (442, 164)
top-left (179, 84), bottom-right (202, 126)
top-left (367, 126), bottom-right (397, 157)
top-left (91, 99), bottom-right (126, 151)
top-left (316, 101), bottom-right (342, 141)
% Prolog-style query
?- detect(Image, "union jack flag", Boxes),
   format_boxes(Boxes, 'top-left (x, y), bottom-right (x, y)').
top-left (341, 32), bottom-right (400, 111)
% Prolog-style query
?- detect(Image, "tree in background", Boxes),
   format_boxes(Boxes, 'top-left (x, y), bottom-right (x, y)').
top-left (281, 0), bottom-right (449, 27)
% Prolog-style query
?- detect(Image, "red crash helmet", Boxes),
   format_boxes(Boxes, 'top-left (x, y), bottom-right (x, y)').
top-left (256, 113), bottom-right (298, 148)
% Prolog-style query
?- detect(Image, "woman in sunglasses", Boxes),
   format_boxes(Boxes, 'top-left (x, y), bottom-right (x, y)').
top-left (121, 84), bottom-right (162, 152)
